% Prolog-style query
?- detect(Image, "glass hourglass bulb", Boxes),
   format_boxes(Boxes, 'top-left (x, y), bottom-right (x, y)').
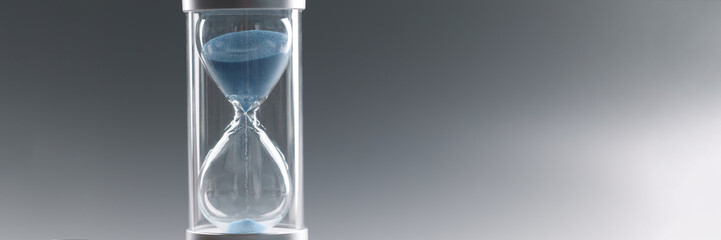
top-left (197, 29), bottom-right (292, 233)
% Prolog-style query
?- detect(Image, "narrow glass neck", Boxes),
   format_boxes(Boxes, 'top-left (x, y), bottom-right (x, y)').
top-left (234, 108), bottom-right (257, 118)
top-left (229, 101), bottom-right (263, 131)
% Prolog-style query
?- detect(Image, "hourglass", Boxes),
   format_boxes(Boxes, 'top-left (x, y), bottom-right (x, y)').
top-left (197, 28), bottom-right (292, 233)
top-left (185, 2), bottom-right (307, 239)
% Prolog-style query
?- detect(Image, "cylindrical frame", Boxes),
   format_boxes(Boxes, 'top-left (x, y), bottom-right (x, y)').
top-left (186, 8), bottom-right (305, 240)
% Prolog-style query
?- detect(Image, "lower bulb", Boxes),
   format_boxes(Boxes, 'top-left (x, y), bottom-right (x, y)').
top-left (197, 114), bottom-right (291, 233)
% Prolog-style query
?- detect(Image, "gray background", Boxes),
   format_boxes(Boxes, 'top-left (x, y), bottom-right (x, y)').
top-left (1, 1), bottom-right (721, 240)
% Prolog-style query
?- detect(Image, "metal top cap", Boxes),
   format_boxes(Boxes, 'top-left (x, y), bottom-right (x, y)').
top-left (183, 0), bottom-right (305, 11)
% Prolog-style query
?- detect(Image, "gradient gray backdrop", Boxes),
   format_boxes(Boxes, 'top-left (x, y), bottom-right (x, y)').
top-left (1, 1), bottom-right (721, 240)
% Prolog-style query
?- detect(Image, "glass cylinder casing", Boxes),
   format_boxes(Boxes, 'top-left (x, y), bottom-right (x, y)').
top-left (186, 7), bottom-right (305, 240)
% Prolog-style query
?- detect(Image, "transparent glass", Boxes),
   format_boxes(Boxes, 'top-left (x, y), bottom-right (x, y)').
top-left (187, 9), bottom-right (304, 235)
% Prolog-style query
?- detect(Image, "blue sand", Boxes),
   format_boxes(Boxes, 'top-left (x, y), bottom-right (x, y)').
top-left (201, 30), bottom-right (290, 112)
top-left (227, 219), bottom-right (266, 234)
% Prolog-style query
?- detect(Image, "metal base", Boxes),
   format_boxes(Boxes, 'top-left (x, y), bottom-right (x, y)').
top-left (182, 0), bottom-right (305, 11)
top-left (187, 228), bottom-right (307, 240)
